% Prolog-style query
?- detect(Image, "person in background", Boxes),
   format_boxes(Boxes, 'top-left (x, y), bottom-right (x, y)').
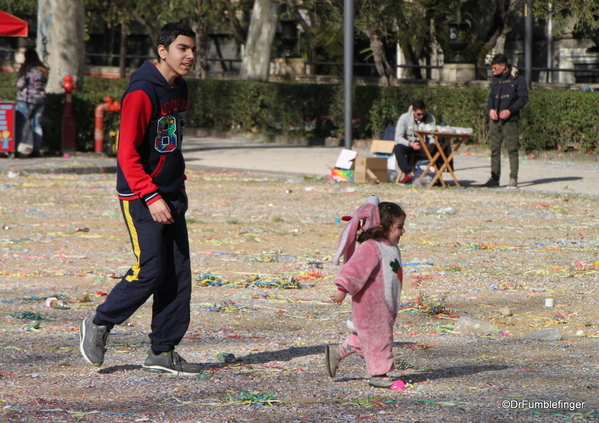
top-left (15, 48), bottom-right (48, 157)
top-left (393, 99), bottom-right (435, 184)
top-left (482, 53), bottom-right (528, 188)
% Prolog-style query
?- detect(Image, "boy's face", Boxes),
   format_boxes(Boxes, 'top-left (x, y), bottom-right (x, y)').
top-left (491, 63), bottom-right (508, 76)
top-left (157, 35), bottom-right (196, 81)
top-left (412, 108), bottom-right (426, 122)
top-left (386, 215), bottom-right (406, 245)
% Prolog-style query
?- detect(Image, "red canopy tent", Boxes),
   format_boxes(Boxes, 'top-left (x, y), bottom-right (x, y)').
top-left (0, 11), bottom-right (28, 156)
top-left (0, 11), bottom-right (28, 37)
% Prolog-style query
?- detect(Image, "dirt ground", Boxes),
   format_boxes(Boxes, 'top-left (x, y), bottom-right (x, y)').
top-left (0, 169), bottom-right (598, 423)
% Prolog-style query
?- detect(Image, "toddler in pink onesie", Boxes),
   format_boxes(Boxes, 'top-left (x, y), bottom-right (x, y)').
top-left (326, 196), bottom-right (406, 389)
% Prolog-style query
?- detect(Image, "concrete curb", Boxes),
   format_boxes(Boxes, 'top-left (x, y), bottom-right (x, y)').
top-left (189, 128), bottom-right (344, 147)
top-left (0, 155), bottom-right (117, 175)
top-left (1, 129), bottom-right (597, 177)
top-left (190, 128), bottom-right (599, 163)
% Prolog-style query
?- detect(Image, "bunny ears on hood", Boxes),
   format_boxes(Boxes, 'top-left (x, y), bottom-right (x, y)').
top-left (333, 195), bottom-right (381, 265)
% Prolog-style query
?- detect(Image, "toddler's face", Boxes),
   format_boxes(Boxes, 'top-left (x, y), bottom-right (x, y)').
top-left (386, 215), bottom-right (406, 245)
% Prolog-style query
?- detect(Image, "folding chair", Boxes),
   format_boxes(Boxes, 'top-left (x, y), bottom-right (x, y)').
top-left (395, 152), bottom-right (427, 183)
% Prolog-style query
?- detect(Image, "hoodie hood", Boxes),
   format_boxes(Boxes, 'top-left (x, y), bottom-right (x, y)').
top-left (128, 61), bottom-right (183, 90)
top-left (510, 65), bottom-right (519, 79)
top-left (496, 64), bottom-right (519, 80)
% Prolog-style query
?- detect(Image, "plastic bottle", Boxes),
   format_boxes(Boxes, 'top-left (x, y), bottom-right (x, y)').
top-left (453, 316), bottom-right (501, 334)
top-left (45, 297), bottom-right (70, 310)
top-left (216, 352), bottom-right (236, 363)
top-left (22, 321), bottom-right (40, 331)
top-left (523, 328), bottom-right (562, 341)
top-left (437, 207), bottom-right (457, 215)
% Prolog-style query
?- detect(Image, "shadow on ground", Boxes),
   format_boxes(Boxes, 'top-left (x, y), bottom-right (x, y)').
top-left (455, 176), bottom-right (582, 189)
top-left (99, 364), bottom-right (142, 374)
top-left (518, 176), bottom-right (583, 187)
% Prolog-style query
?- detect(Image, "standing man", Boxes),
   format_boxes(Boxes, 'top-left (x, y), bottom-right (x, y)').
top-left (393, 99), bottom-right (435, 184)
top-left (482, 53), bottom-right (528, 188)
top-left (79, 23), bottom-right (202, 375)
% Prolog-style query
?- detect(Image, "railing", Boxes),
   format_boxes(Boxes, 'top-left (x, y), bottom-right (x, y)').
top-left (85, 53), bottom-right (155, 60)
top-left (476, 65), bottom-right (599, 74)
top-left (4, 48), bottom-right (599, 82)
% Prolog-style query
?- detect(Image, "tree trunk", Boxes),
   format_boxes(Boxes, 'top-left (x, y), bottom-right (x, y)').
top-left (475, 0), bottom-right (517, 77)
top-left (286, 0), bottom-right (315, 73)
top-left (399, 45), bottom-right (423, 80)
top-left (37, 0), bottom-right (85, 93)
top-left (367, 32), bottom-right (395, 86)
top-left (131, 11), bottom-right (161, 59)
top-left (191, 18), bottom-right (209, 79)
top-left (494, 32), bottom-right (509, 54)
top-left (119, 23), bottom-right (127, 79)
top-left (240, 0), bottom-right (281, 82)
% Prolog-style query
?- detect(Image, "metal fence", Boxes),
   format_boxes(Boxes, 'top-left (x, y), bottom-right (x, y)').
top-left (2, 48), bottom-right (599, 84)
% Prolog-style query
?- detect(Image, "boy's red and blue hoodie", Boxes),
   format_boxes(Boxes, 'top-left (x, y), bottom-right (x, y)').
top-left (116, 61), bottom-right (188, 205)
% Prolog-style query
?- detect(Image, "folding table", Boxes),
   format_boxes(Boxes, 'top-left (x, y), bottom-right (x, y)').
top-left (413, 130), bottom-right (472, 187)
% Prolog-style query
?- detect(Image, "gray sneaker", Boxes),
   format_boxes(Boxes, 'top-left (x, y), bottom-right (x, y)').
top-left (79, 316), bottom-right (109, 367)
top-left (142, 349), bottom-right (203, 376)
top-left (507, 178), bottom-right (518, 189)
top-left (325, 344), bottom-right (340, 378)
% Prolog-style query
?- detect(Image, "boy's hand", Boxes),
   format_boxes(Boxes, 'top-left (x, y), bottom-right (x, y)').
top-left (499, 109), bottom-right (511, 120)
top-left (409, 141), bottom-right (421, 150)
top-left (331, 290), bottom-right (347, 305)
top-left (149, 198), bottom-right (174, 224)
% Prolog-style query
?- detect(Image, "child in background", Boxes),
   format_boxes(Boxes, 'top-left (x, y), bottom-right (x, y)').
top-left (15, 48), bottom-right (48, 157)
top-left (326, 196), bottom-right (406, 389)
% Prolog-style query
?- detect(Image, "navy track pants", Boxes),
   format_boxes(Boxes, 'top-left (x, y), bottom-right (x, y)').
top-left (95, 191), bottom-right (191, 352)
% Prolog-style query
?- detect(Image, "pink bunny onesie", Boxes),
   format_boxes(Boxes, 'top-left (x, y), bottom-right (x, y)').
top-left (333, 196), bottom-right (403, 375)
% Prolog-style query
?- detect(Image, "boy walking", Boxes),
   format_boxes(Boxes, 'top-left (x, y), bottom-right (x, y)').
top-left (79, 23), bottom-right (201, 375)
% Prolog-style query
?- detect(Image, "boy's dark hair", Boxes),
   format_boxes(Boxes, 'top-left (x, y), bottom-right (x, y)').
top-left (357, 202), bottom-right (406, 243)
top-left (491, 53), bottom-right (508, 65)
top-left (157, 22), bottom-right (196, 51)
top-left (412, 99), bottom-right (426, 111)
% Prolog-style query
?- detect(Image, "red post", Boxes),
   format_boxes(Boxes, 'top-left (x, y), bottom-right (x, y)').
top-left (61, 75), bottom-right (76, 152)
top-left (94, 102), bottom-right (107, 153)
top-left (94, 95), bottom-right (121, 153)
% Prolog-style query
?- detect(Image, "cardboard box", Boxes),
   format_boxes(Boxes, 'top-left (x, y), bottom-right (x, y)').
top-left (335, 148), bottom-right (358, 170)
top-left (354, 157), bottom-right (388, 183)
top-left (370, 139), bottom-right (396, 154)
top-left (373, 153), bottom-right (396, 170)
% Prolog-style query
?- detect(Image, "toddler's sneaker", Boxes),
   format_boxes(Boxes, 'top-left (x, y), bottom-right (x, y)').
top-left (325, 344), bottom-right (340, 378)
top-left (142, 349), bottom-right (203, 376)
top-left (369, 374), bottom-right (396, 389)
top-left (79, 316), bottom-right (109, 367)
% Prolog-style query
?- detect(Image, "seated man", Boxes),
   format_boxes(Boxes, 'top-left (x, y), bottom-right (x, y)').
top-left (393, 99), bottom-right (435, 184)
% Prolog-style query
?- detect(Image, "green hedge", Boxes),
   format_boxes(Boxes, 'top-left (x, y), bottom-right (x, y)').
top-left (188, 81), bottom-right (599, 152)
top-left (1, 71), bottom-right (598, 153)
top-left (187, 79), bottom-right (338, 137)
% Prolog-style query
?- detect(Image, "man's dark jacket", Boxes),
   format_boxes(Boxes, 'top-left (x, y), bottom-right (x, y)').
top-left (487, 65), bottom-right (528, 122)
